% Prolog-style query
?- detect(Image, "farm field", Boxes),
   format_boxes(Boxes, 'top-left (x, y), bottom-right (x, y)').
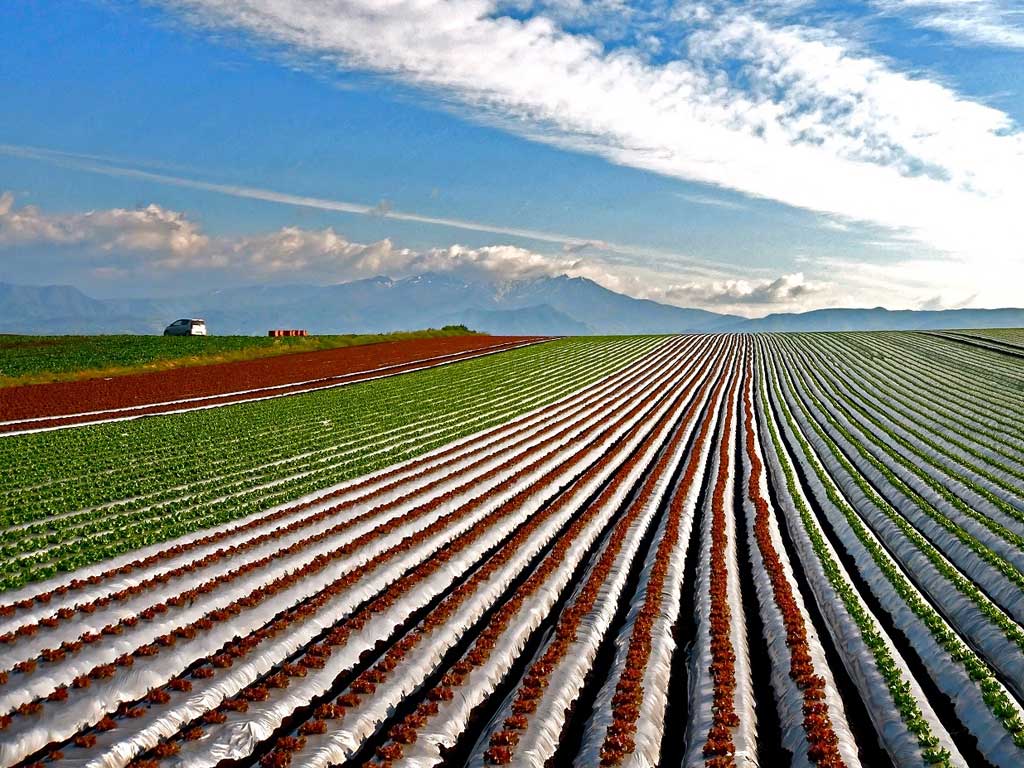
top-left (0, 334), bottom-right (544, 433)
top-left (926, 328), bottom-right (1024, 357)
top-left (0, 327), bottom-right (481, 388)
top-left (2, 331), bottom-right (1024, 768)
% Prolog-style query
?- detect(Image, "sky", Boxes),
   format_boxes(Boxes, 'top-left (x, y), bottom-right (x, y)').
top-left (1, 0), bottom-right (1022, 317)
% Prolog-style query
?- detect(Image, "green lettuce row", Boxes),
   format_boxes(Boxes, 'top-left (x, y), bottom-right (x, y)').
top-left (780, 343), bottom-right (1024, 600)
top-left (810, 334), bottom-right (1024, 486)
top-left (840, 332), bottom-right (1024, 435)
top-left (792, 337), bottom-right (1024, 523)
top-left (756, 355), bottom-right (950, 767)
top-left (766, 348), bottom-right (1024, 748)
top-left (2, 336), bottom-right (608, 490)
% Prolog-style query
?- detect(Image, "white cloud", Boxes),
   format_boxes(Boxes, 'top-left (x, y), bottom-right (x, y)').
top-left (4, 192), bottom-right (1019, 317)
top-left (0, 192), bottom-right (587, 284)
top-left (918, 291), bottom-right (978, 310)
top-left (655, 271), bottom-right (825, 312)
top-left (0, 192), bottom-right (829, 315)
top-left (561, 239), bottom-right (609, 253)
top-left (802, 251), bottom-right (1024, 312)
top-left (0, 191), bottom-right (209, 257)
top-left (874, 1), bottom-right (1024, 49)
top-left (160, 0), bottom-right (1024, 280)
top-left (224, 227), bottom-right (594, 282)
top-left (0, 143), bottom-right (592, 249)
top-left (675, 193), bottom-right (748, 210)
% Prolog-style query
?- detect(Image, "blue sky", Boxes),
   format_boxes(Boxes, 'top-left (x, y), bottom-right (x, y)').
top-left (1, 0), bottom-right (1022, 316)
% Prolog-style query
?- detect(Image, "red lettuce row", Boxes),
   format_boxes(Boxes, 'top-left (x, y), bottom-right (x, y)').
top-left (480, 372), bottom-right (715, 765)
top-left (598, 359), bottom-right (729, 765)
top-left (702, 365), bottom-right (741, 768)
top-left (743, 364), bottom-right (846, 768)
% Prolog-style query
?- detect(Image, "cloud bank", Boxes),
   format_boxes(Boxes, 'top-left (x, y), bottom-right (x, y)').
top-left (0, 191), bottom-right (209, 258)
top-left (0, 192), bottom-right (584, 283)
top-left (0, 192), bottom-right (828, 315)
top-left (660, 272), bottom-right (823, 307)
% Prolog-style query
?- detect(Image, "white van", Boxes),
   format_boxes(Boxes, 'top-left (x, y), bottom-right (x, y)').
top-left (163, 318), bottom-right (208, 336)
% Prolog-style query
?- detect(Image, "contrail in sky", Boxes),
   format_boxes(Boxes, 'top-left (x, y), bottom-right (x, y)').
top-left (0, 142), bottom-right (740, 278)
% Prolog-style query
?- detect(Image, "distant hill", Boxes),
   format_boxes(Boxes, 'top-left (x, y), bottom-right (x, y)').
top-left (448, 305), bottom-right (591, 336)
top-left (489, 274), bottom-right (736, 334)
top-left (0, 274), bottom-right (741, 335)
top-left (729, 306), bottom-right (1024, 332)
top-left (2, 277), bottom-right (1023, 335)
top-left (0, 283), bottom-right (154, 334)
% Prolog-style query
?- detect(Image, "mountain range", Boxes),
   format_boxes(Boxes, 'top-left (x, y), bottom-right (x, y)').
top-left (2, 275), bottom-right (1023, 335)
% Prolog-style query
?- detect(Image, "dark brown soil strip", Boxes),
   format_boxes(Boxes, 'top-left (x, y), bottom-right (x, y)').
top-left (0, 336), bottom-right (544, 431)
